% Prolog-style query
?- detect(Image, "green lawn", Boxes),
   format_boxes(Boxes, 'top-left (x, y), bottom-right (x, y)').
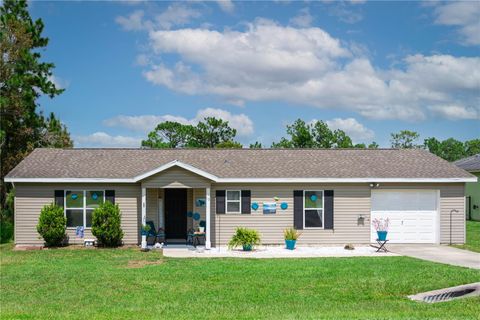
top-left (453, 221), bottom-right (480, 253)
top-left (1, 244), bottom-right (479, 319)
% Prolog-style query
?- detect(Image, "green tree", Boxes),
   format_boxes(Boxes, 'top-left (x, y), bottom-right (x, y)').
top-left (424, 137), bottom-right (472, 162)
top-left (465, 139), bottom-right (480, 156)
top-left (333, 130), bottom-right (353, 148)
top-left (311, 120), bottom-right (335, 148)
top-left (424, 137), bottom-right (442, 156)
top-left (354, 143), bottom-right (366, 148)
top-left (439, 138), bottom-right (465, 162)
top-left (215, 140), bottom-right (243, 148)
top-left (286, 119), bottom-right (314, 148)
top-left (1, 0), bottom-right (71, 240)
top-left (141, 121), bottom-right (194, 148)
top-left (41, 112), bottom-right (73, 148)
top-left (190, 117), bottom-right (237, 148)
top-left (271, 137), bottom-right (293, 148)
top-left (390, 130), bottom-right (420, 148)
top-left (249, 141), bottom-right (262, 148)
top-left (368, 141), bottom-right (379, 149)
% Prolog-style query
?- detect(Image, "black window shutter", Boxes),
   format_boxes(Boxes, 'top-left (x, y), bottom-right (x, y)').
top-left (54, 190), bottom-right (64, 207)
top-left (241, 190), bottom-right (251, 214)
top-left (324, 190), bottom-right (334, 230)
top-left (216, 190), bottom-right (225, 214)
top-left (293, 190), bottom-right (303, 230)
top-left (106, 190), bottom-right (115, 204)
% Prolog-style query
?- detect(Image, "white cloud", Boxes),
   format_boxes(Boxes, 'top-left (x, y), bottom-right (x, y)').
top-left (328, 3), bottom-right (363, 24)
top-left (428, 105), bottom-right (480, 120)
top-left (115, 10), bottom-right (146, 31)
top-left (135, 53), bottom-right (150, 66)
top-left (325, 118), bottom-right (374, 143)
top-left (216, 0), bottom-right (235, 13)
top-left (115, 4), bottom-right (201, 31)
top-left (139, 19), bottom-right (480, 121)
top-left (74, 132), bottom-right (141, 148)
top-left (433, 1), bottom-right (480, 46)
top-left (155, 3), bottom-right (201, 30)
top-left (289, 8), bottom-right (313, 28)
top-left (103, 108), bottom-right (254, 136)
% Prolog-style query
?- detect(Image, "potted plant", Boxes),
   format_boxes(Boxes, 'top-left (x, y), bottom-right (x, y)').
top-left (284, 227), bottom-right (301, 250)
top-left (140, 224), bottom-right (151, 250)
top-left (228, 227), bottom-right (261, 251)
top-left (372, 218), bottom-right (389, 241)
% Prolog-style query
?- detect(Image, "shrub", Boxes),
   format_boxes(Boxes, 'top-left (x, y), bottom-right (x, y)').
top-left (36, 203), bottom-right (66, 247)
top-left (228, 227), bottom-right (261, 250)
top-left (91, 201), bottom-right (123, 247)
top-left (0, 218), bottom-right (14, 244)
top-left (284, 227), bottom-right (301, 241)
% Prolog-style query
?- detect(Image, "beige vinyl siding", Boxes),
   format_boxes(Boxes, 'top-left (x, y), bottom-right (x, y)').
top-left (193, 188), bottom-right (206, 229)
top-left (211, 183), bottom-right (466, 246)
top-left (15, 183), bottom-right (140, 245)
top-left (440, 185), bottom-right (465, 244)
top-left (141, 167), bottom-right (212, 189)
top-left (211, 184), bottom-right (371, 246)
top-left (146, 188), bottom-right (159, 228)
top-left (13, 181), bottom-right (466, 247)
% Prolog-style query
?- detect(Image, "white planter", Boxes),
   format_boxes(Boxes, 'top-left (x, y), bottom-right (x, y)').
top-left (141, 235), bottom-right (147, 249)
top-left (199, 227), bottom-right (205, 232)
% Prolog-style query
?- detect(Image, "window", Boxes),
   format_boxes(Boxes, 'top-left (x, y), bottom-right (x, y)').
top-left (304, 190), bottom-right (323, 228)
top-left (65, 190), bottom-right (104, 228)
top-left (226, 190), bottom-right (241, 213)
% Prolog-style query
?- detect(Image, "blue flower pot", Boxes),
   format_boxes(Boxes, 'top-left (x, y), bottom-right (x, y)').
top-left (377, 231), bottom-right (388, 241)
top-left (242, 244), bottom-right (252, 251)
top-left (285, 239), bottom-right (296, 250)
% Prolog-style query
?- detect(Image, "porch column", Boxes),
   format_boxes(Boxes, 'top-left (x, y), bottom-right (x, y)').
top-left (141, 187), bottom-right (147, 226)
top-left (141, 187), bottom-right (147, 249)
top-left (205, 186), bottom-right (211, 249)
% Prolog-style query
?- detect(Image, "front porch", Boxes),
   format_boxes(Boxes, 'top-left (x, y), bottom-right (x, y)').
top-left (141, 186), bottom-right (212, 249)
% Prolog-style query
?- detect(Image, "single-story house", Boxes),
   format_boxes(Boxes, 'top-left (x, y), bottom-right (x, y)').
top-left (454, 154), bottom-right (480, 221)
top-left (4, 148), bottom-right (477, 248)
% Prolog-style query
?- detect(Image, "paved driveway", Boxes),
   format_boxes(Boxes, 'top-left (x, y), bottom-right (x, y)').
top-left (389, 244), bottom-right (480, 269)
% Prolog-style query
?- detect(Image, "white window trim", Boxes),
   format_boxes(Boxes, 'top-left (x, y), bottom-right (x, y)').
top-left (303, 190), bottom-right (324, 229)
top-left (225, 190), bottom-right (242, 214)
top-left (64, 190), bottom-right (105, 229)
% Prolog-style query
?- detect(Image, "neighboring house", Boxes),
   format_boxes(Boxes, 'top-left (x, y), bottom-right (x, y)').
top-left (455, 154), bottom-right (480, 221)
top-left (4, 148), bottom-right (476, 247)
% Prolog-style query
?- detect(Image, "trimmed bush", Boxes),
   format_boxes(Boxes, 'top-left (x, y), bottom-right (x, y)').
top-left (36, 203), bottom-right (66, 247)
top-left (91, 201), bottom-right (123, 247)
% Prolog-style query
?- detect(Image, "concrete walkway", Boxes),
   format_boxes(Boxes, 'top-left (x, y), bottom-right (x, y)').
top-left (162, 245), bottom-right (398, 258)
top-left (388, 244), bottom-right (480, 269)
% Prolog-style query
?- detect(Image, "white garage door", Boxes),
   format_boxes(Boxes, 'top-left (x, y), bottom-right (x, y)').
top-left (371, 190), bottom-right (439, 244)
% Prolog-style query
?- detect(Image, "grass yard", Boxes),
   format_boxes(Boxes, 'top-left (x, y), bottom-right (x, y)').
top-left (453, 220), bottom-right (480, 253)
top-left (1, 244), bottom-right (479, 320)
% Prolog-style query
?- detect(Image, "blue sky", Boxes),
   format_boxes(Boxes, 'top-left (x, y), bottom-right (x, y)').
top-left (30, 0), bottom-right (480, 148)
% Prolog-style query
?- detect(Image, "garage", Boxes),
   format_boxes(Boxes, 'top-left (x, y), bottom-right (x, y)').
top-left (371, 190), bottom-right (439, 244)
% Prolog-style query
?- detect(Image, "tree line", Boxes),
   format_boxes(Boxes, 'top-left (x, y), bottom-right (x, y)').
top-left (141, 118), bottom-right (480, 163)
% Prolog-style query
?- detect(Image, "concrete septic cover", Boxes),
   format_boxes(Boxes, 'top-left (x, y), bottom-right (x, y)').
top-left (409, 282), bottom-right (480, 303)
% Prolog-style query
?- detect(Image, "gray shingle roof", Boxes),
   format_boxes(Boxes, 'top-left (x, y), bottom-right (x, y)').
top-left (4, 148), bottom-right (474, 181)
top-left (454, 154), bottom-right (480, 172)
